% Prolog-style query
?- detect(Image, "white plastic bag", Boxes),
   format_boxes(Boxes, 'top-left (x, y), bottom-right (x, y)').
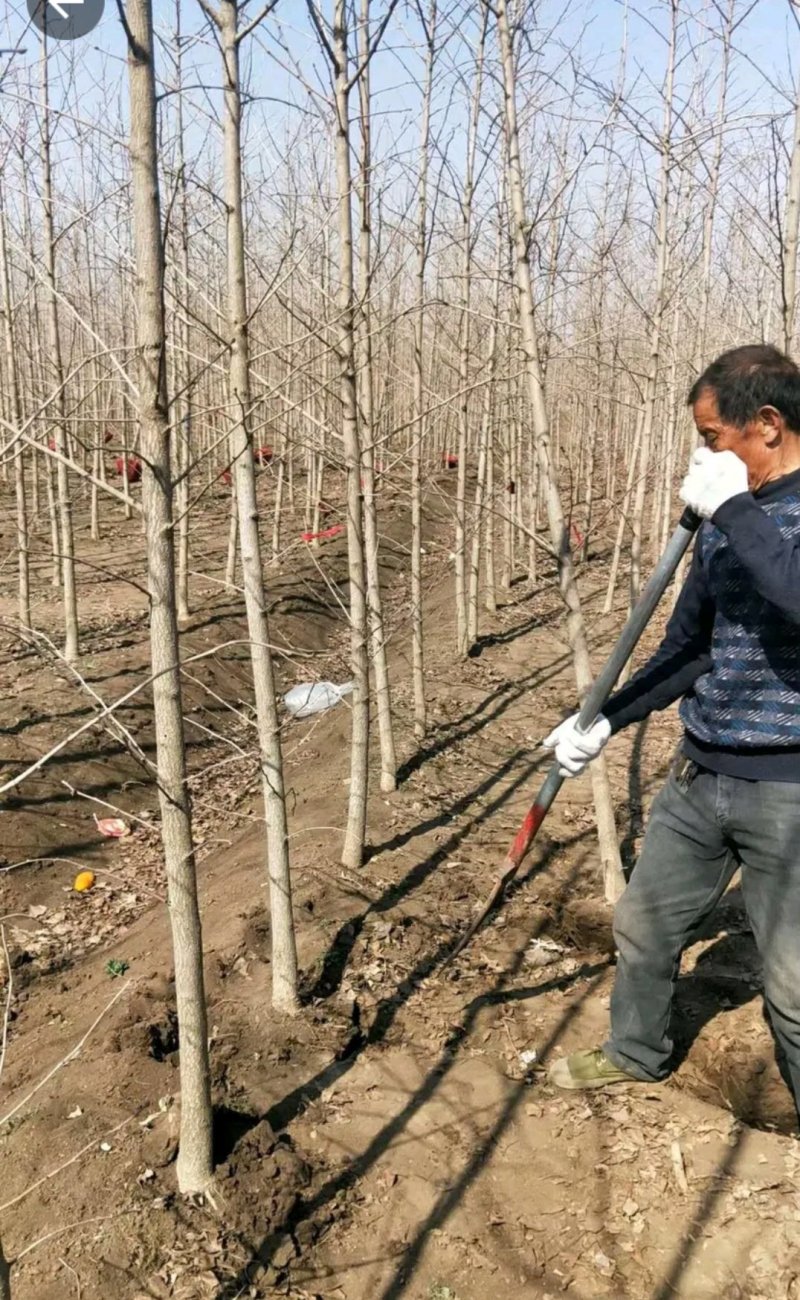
top-left (283, 680), bottom-right (354, 718)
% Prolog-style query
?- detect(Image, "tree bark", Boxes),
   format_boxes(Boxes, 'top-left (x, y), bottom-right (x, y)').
top-left (357, 0), bottom-right (398, 792)
top-left (455, 7), bottom-right (487, 656)
top-left (495, 0), bottom-right (624, 902)
top-left (629, 0), bottom-right (677, 606)
top-left (410, 0), bottom-right (437, 739)
top-left (0, 188), bottom-right (32, 630)
top-left (41, 37), bottom-right (79, 661)
top-left (783, 61), bottom-right (800, 354)
top-left (468, 207), bottom-right (502, 645)
top-left (315, 0), bottom-right (372, 867)
top-left (217, 0), bottom-right (298, 1011)
top-left (126, 0), bottom-right (214, 1192)
top-left (175, 0), bottom-right (192, 621)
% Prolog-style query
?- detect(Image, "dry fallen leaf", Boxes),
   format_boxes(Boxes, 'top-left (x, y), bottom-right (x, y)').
top-left (591, 1249), bottom-right (615, 1278)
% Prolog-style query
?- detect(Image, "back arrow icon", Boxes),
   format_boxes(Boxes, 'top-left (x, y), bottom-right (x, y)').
top-left (48, 0), bottom-right (84, 18)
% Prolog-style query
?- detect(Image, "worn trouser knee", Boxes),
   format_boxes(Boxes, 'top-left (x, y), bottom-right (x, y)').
top-left (612, 885), bottom-right (677, 977)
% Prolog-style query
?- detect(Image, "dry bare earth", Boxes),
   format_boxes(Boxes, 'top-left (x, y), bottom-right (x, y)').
top-left (0, 471), bottom-right (798, 1300)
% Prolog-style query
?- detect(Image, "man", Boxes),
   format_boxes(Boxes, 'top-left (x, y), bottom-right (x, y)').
top-left (543, 344), bottom-right (800, 1111)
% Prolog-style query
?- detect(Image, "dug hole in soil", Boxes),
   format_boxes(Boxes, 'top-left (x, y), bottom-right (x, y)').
top-left (1, 470), bottom-right (799, 1300)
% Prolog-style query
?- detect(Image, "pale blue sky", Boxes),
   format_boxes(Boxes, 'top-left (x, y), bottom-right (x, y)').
top-left (1, 0), bottom-right (798, 215)
top-left (2, 0), bottom-right (798, 119)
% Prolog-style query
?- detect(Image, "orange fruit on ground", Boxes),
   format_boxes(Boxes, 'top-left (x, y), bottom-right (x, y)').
top-left (73, 871), bottom-right (96, 893)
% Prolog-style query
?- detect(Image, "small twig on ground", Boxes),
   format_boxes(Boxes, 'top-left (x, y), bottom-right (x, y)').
top-left (0, 1116), bottom-right (133, 1212)
top-left (8, 623), bottom-right (155, 778)
top-left (670, 1138), bottom-right (690, 1195)
top-left (0, 927), bottom-right (12, 1082)
top-left (13, 1211), bottom-right (135, 1263)
top-left (0, 980), bottom-right (132, 1130)
top-left (59, 783), bottom-right (156, 833)
top-left (58, 1256), bottom-right (82, 1299)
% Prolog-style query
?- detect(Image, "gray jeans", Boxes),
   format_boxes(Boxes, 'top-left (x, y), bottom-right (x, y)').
top-left (604, 761), bottom-right (800, 1109)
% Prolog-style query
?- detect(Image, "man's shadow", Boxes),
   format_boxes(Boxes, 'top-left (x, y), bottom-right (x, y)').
top-left (667, 884), bottom-right (796, 1130)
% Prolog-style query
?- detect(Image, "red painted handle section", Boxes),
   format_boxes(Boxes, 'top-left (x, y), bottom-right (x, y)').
top-left (508, 800), bottom-right (547, 868)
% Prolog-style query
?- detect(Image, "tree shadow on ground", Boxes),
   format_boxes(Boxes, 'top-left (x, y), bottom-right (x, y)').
top-left (220, 845), bottom-right (602, 1298)
top-left (394, 651), bottom-right (572, 787)
top-left (648, 1069), bottom-right (775, 1300)
top-left (467, 601), bottom-right (565, 657)
top-left (307, 745), bottom-right (547, 1000)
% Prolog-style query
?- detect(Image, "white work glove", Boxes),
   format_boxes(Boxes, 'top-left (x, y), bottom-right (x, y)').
top-left (679, 447), bottom-right (748, 520)
top-left (542, 712), bottom-right (612, 777)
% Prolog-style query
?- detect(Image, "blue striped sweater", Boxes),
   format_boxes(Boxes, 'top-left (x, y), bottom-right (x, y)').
top-left (604, 467), bottom-right (800, 781)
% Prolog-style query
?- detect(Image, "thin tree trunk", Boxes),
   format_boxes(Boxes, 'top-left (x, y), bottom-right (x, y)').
top-left (468, 209), bottom-right (502, 644)
top-left (659, 304), bottom-right (682, 552)
top-left (695, 0), bottom-right (734, 374)
top-left (41, 37), bottom-right (79, 662)
top-left (455, 7), bottom-right (487, 656)
top-left (326, 0), bottom-right (371, 867)
top-left (225, 437), bottom-right (238, 587)
top-left (629, 0), bottom-right (677, 606)
top-left (673, 0), bottom-right (732, 601)
top-left (484, 425), bottom-right (497, 614)
top-left (604, 408), bottom-right (642, 615)
top-left (175, 0), bottom-right (191, 621)
top-left (0, 188), bottom-right (32, 630)
top-left (496, 0), bottom-right (624, 902)
top-left (410, 0), bottom-right (437, 739)
top-left (126, 0), bottom-right (214, 1192)
top-left (783, 62), bottom-right (800, 353)
top-left (215, 0), bottom-right (298, 1010)
top-left (357, 0), bottom-right (397, 792)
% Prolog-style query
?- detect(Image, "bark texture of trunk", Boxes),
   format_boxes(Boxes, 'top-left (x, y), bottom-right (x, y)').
top-left (126, 0), bottom-right (214, 1191)
top-left (496, 0), bottom-right (624, 902)
top-left (219, 0), bottom-right (298, 1011)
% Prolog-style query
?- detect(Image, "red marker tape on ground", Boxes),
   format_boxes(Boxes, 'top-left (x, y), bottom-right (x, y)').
top-left (301, 523), bottom-right (344, 543)
top-left (114, 456), bottom-right (142, 483)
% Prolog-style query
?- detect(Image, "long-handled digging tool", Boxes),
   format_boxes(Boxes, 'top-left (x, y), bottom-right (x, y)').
top-left (447, 505), bottom-right (702, 962)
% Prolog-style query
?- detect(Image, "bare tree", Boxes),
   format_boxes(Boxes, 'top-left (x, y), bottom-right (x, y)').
top-left (172, 0), bottom-right (193, 621)
top-left (306, 0), bottom-right (397, 863)
top-left (495, 0), bottom-right (624, 902)
top-left (629, 0), bottom-right (677, 606)
top-left (196, 0), bottom-right (299, 1011)
top-left (124, 0), bottom-right (214, 1191)
top-left (0, 186), bottom-right (31, 630)
top-left (695, 0), bottom-right (737, 372)
top-left (357, 0), bottom-right (398, 792)
top-left (467, 200), bottom-right (503, 646)
top-left (410, 0), bottom-right (437, 738)
top-left (783, 9), bottom-right (800, 353)
top-left (455, 6), bottom-right (488, 656)
top-left (40, 36), bottom-right (79, 661)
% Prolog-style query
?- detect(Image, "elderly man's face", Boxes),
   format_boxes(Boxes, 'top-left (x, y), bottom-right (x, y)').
top-left (692, 387), bottom-right (778, 490)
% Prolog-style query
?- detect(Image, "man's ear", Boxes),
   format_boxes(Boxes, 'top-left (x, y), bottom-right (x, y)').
top-left (757, 405), bottom-right (783, 445)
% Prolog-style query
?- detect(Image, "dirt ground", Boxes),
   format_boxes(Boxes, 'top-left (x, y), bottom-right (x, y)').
top-left (1, 468), bottom-right (798, 1300)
